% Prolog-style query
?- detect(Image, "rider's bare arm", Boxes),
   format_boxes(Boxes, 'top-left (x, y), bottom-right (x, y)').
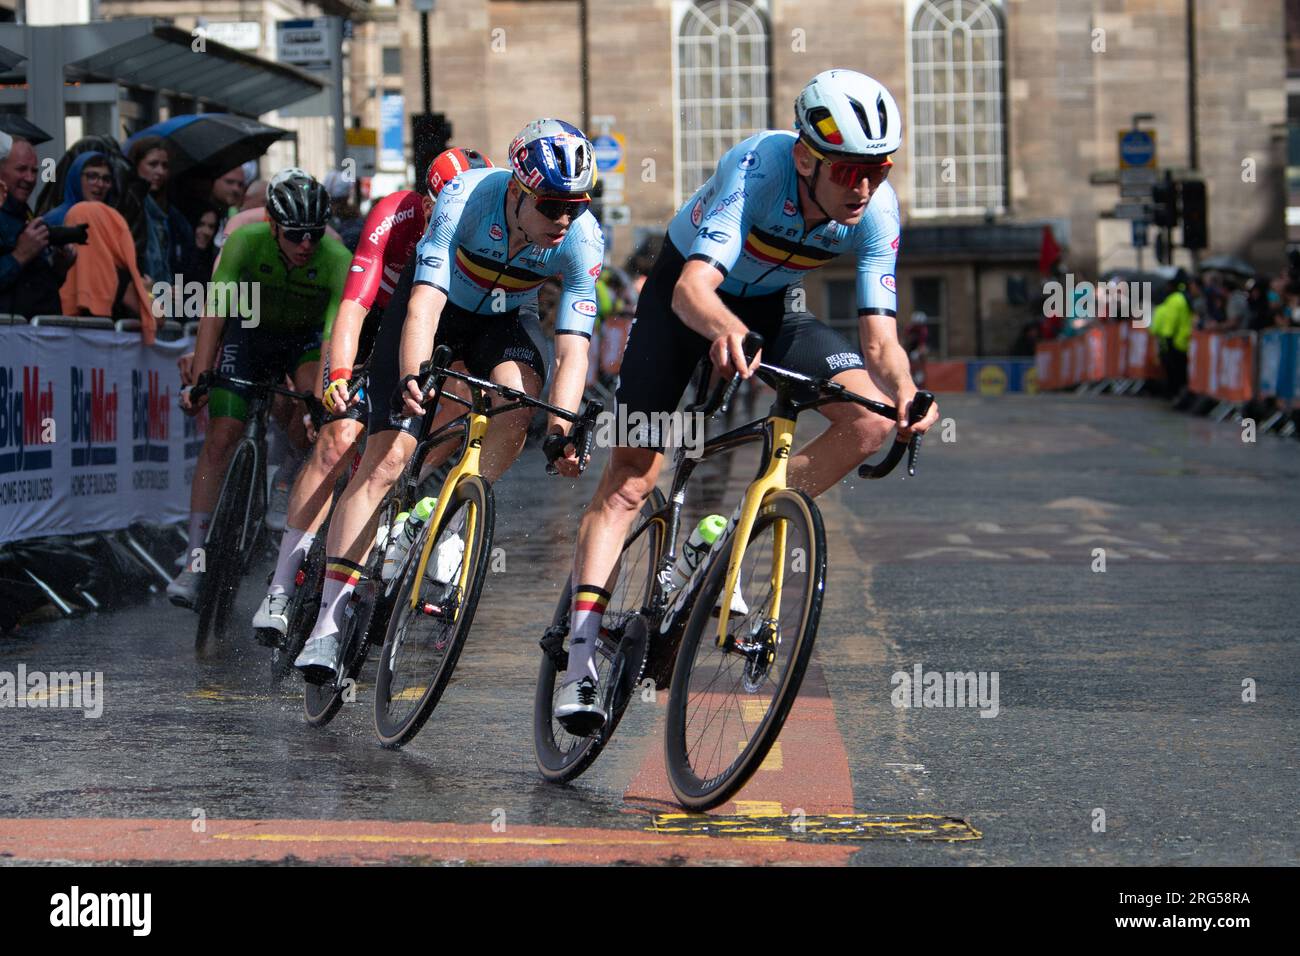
top-left (860, 312), bottom-right (938, 438)
top-left (398, 284), bottom-right (449, 413)
top-left (547, 334), bottom-right (590, 437)
top-left (672, 260), bottom-right (759, 379)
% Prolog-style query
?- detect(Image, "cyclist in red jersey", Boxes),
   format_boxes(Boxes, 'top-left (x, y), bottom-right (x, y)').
top-left (252, 149), bottom-right (493, 643)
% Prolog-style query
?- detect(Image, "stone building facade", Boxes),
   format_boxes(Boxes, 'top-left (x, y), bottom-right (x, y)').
top-left (393, 0), bottom-right (1285, 356)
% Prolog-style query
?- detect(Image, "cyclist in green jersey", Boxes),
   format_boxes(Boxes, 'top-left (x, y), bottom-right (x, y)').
top-left (168, 171), bottom-right (352, 608)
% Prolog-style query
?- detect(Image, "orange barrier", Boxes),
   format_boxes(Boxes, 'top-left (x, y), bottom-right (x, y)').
top-left (1035, 325), bottom-right (1164, 389)
top-left (925, 360), bottom-right (968, 392)
top-left (1187, 331), bottom-right (1255, 403)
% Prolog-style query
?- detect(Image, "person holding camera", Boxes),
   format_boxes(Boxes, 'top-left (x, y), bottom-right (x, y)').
top-left (0, 132), bottom-right (79, 318)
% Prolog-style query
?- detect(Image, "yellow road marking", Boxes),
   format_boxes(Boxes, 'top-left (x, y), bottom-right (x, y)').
top-left (390, 686), bottom-right (428, 701)
top-left (732, 801), bottom-right (784, 816)
top-left (650, 812), bottom-right (982, 842)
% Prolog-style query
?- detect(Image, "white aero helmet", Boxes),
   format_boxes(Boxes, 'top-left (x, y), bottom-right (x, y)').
top-left (795, 69), bottom-right (902, 158)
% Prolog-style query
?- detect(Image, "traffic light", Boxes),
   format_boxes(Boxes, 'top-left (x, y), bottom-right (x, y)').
top-left (1179, 179), bottom-right (1208, 249)
top-left (411, 112), bottom-right (452, 194)
top-left (1152, 177), bottom-right (1178, 228)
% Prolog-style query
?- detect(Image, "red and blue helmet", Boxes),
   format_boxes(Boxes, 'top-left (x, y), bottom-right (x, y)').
top-left (508, 119), bottom-right (596, 198)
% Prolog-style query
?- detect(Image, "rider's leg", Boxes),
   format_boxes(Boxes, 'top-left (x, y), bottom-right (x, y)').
top-left (785, 365), bottom-right (894, 499)
top-left (264, 416), bottom-right (364, 600)
top-left (478, 360), bottom-right (542, 484)
top-left (410, 363), bottom-right (472, 478)
top-left (564, 446), bottom-right (664, 685)
top-left (182, 415), bottom-right (245, 558)
top-left (299, 428), bottom-right (416, 662)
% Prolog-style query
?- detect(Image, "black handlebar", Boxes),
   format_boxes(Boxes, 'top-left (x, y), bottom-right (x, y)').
top-left (687, 331), bottom-right (765, 419)
top-left (543, 399), bottom-right (604, 476)
top-left (858, 389), bottom-right (934, 479)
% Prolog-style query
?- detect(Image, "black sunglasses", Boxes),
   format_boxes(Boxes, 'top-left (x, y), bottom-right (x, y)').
top-left (533, 195), bottom-right (589, 221)
top-left (282, 226), bottom-right (325, 244)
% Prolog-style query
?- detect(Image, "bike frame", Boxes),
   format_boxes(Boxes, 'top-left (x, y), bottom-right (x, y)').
top-left (403, 365), bottom-right (593, 611)
top-left (643, 365), bottom-right (914, 649)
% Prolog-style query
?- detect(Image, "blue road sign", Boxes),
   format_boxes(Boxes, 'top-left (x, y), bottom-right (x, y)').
top-left (1119, 129), bottom-right (1156, 169)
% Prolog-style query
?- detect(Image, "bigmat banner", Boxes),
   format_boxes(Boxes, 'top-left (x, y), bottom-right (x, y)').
top-left (0, 326), bottom-right (203, 545)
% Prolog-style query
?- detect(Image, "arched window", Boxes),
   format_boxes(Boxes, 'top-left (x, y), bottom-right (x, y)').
top-left (675, 0), bottom-right (771, 202)
top-left (909, 0), bottom-right (1007, 216)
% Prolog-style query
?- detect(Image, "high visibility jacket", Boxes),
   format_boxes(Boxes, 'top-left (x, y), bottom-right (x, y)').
top-left (1152, 289), bottom-right (1193, 352)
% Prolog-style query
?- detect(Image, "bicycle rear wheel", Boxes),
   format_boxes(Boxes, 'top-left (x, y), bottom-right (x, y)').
top-left (663, 488), bottom-right (826, 810)
top-left (372, 474), bottom-right (494, 748)
top-left (196, 443), bottom-right (256, 650)
top-left (534, 488), bottom-right (666, 783)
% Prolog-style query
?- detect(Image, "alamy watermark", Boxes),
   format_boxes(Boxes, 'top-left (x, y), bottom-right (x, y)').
top-left (891, 663), bottom-right (999, 717)
top-left (0, 664), bottom-right (103, 718)
top-left (592, 404), bottom-right (705, 458)
top-left (151, 275), bottom-right (261, 326)
top-left (1043, 274), bottom-right (1153, 329)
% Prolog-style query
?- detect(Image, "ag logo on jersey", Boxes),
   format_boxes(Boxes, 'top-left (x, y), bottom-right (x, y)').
top-left (697, 227), bottom-right (729, 243)
top-left (588, 262), bottom-right (602, 278)
top-left (782, 198), bottom-right (797, 217)
top-left (738, 151), bottom-right (761, 171)
top-left (880, 274), bottom-right (897, 293)
top-left (573, 299), bottom-right (598, 317)
top-left (489, 223), bottom-right (504, 241)
top-left (890, 236), bottom-right (900, 251)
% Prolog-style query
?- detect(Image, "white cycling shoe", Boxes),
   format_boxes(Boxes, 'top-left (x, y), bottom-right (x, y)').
top-left (555, 676), bottom-right (607, 737)
top-left (295, 632), bottom-right (341, 686)
top-left (252, 592), bottom-right (291, 648)
top-left (167, 568), bottom-right (203, 610)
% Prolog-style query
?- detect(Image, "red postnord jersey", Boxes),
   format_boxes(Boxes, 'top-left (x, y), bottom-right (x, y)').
top-left (342, 190), bottom-right (428, 312)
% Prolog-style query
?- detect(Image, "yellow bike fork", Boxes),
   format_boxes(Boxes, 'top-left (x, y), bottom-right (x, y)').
top-left (716, 416), bottom-right (795, 645)
top-left (408, 408), bottom-right (488, 611)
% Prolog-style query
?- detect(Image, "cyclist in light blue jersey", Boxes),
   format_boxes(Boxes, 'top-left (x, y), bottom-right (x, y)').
top-left (295, 119), bottom-right (604, 685)
top-left (554, 70), bottom-right (941, 733)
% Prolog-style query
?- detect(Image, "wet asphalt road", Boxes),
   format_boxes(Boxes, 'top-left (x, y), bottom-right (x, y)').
top-left (1, 392), bottom-right (1297, 865)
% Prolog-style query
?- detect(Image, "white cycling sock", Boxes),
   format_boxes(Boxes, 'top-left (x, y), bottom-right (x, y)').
top-left (270, 528), bottom-right (316, 595)
top-left (564, 584), bottom-right (609, 685)
top-left (185, 512), bottom-right (212, 565)
top-left (308, 557), bottom-right (363, 643)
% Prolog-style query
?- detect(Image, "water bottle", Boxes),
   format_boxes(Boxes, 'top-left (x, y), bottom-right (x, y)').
top-left (381, 496), bottom-right (436, 581)
top-left (671, 515), bottom-right (728, 591)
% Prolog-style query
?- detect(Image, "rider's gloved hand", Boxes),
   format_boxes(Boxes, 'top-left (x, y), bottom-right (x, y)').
top-left (324, 367), bottom-right (352, 416)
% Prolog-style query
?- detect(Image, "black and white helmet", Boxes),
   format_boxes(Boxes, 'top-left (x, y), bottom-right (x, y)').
top-left (795, 69), bottom-right (902, 158)
top-left (266, 168), bottom-right (330, 229)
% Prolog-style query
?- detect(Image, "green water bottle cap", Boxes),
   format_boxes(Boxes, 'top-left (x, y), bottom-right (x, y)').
top-left (698, 514), bottom-right (727, 544)
top-left (413, 496), bottom-right (437, 520)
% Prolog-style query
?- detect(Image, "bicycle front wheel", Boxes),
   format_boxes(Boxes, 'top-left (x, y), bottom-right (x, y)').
top-left (196, 442), bottom-right (256, 650)
top-left (372, 474), bottom-right (494, 748)
top-left (663, 488), bottom-right (826, 810)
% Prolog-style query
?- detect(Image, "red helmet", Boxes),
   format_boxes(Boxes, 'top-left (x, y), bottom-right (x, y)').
top-left (426, 148), bottom-right (494, 196)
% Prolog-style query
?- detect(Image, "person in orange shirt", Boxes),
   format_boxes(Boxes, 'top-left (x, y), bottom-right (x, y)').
top-left (58, 200), bottom-right (156, 344)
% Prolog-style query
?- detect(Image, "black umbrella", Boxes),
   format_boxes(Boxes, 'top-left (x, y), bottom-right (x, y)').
top-left (124, 113), bottom-right (286, 176)
top-left (0, 114), bottom-right (52, 146)
top-left (1198, 254), bottom-right (1255, 277)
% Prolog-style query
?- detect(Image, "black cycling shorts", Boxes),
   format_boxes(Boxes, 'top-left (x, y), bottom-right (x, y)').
top-left (614, 239), bottom-right (866, 432)
top-left (367, 257), bottom-right (550, 437)
top-left (210, 320), bottom-right (321, 422)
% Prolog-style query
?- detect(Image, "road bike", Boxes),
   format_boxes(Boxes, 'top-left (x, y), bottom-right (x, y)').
top-left (372, 346), bottom-right (603, 747)
top-left (534, 333), bottom-right (933, 809)
top-left (185, 373), bottom-right (325, 654)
